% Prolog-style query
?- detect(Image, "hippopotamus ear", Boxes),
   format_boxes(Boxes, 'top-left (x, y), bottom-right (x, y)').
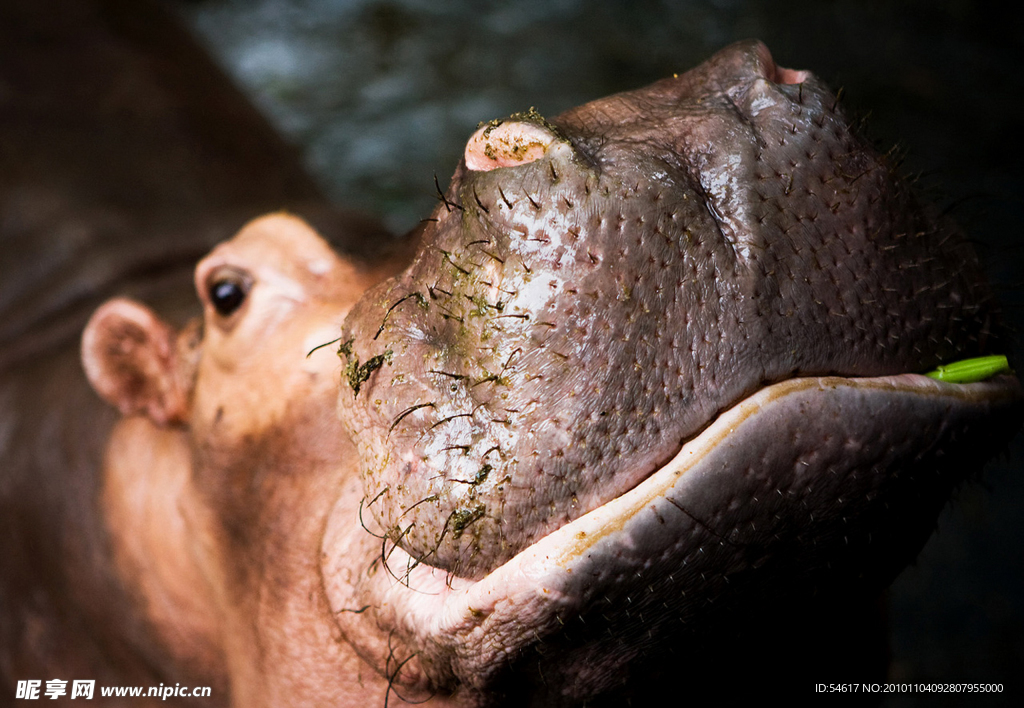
top-left (81, 298), bottom-right (189, 426)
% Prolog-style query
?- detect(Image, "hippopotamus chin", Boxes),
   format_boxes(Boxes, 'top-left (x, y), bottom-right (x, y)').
top-left (324, 39), bottom-right (1021, 700)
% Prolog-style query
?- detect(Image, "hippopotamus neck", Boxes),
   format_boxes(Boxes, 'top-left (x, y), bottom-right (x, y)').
top-left (0, 349), bottom-right (189, 689)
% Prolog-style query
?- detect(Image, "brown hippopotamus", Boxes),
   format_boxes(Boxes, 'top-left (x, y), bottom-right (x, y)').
top-left (2, 28), bottom-right (1020, 707)
top-left (80, 213), bottom-right (410, 705)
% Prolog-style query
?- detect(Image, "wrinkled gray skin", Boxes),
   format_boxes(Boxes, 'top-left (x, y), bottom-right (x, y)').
top-left (338, 40), bottom-right (1000, 578)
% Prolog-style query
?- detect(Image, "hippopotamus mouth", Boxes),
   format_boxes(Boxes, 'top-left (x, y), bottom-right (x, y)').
top-left (321, 40), bottom-right (1022, 701)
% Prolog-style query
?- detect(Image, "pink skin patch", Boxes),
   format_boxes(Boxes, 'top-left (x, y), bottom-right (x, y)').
top-left (774, 65), bottom-right (809, 84)
top-left (464, 121), bottom-right (555, 171)
top-left (753, 41), bottom-right (809, 85)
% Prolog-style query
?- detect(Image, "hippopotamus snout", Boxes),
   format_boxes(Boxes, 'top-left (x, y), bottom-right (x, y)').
top-left (334, 40), bottom-right (1004, 579)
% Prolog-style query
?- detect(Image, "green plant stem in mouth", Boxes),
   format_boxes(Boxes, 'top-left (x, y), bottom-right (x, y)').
top-left (925, 355), bottom-right (1010, 383)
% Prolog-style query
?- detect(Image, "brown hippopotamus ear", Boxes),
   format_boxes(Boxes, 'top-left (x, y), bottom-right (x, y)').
top-left (81, 298), bottom-right (189, 426)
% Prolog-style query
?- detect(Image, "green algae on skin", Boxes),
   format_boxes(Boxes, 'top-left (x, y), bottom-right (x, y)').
top-left (339, 338), bottom-right (392, 396)
top-left (925, 355), bottom-right (1010, 383)
top-left (449, 504), bottom-right (486, 538)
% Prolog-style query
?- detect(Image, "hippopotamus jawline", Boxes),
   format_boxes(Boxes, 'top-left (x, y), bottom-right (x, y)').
top-left (323, 372), bottom-right (1023, 699)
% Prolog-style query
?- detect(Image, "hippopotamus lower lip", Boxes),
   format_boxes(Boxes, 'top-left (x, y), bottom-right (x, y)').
top-left (322, 371), bottom-right (1022, 697)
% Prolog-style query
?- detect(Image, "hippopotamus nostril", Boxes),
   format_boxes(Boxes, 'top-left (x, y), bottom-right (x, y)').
top-left (773, 66), bottom-right (810, 85)
top-left (464, 119), bottom-right (559, 172)
top-left (749, 38), bottom-right (811, 86)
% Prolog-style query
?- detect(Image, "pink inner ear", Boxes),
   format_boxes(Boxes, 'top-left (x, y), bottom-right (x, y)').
top-left (81, 298), bottom-right (185, 425)
top-left (464, 121), bottom-right (556, 171)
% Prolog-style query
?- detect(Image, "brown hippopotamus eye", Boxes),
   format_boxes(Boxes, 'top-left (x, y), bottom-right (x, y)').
top-left (207, 268), bottom-right (251, 317)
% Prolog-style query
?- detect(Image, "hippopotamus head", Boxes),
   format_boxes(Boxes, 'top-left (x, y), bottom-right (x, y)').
top-left (324, 40), bottom-right (1021, 700)
top-left (80, 42), bottom-right (1021, 706)
top-left (81, 213), bottom-right (405, 702)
